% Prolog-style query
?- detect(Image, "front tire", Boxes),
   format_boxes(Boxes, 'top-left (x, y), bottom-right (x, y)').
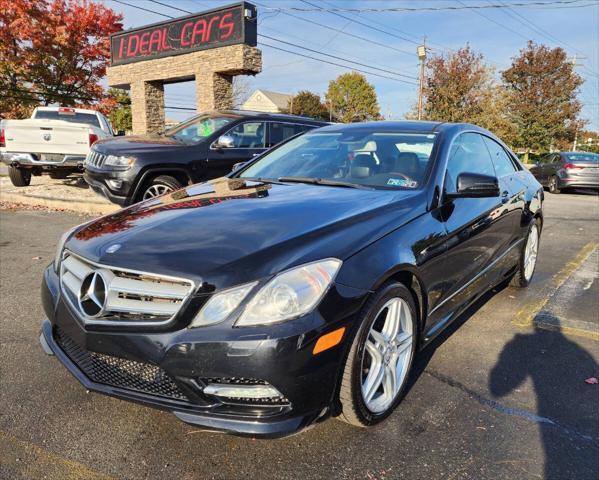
top-left (139, 175), bottom-right (183, 201)
top-left (8, 166), bottom-right (31, 187)
top-left (338, 281), bottom-right (418, 427)
top-left (510, 219), bottom-right (540, 288)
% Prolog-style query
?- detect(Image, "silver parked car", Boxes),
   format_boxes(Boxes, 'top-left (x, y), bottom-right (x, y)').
top-left (529, 152), bottom-right (599, 193)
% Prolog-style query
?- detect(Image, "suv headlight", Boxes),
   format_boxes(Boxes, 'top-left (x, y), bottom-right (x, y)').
top-left (236, 258), bottom-right (342, 327)
top-left (104, 155), bottom-right (135, 170)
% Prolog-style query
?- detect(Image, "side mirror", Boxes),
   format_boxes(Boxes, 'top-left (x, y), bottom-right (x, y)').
top-left (232, 161), bottom-right (247, 172)
top-left (446, 172), bottom-right (500, 199)
top-left (213, 135), bottom-right (235, 149)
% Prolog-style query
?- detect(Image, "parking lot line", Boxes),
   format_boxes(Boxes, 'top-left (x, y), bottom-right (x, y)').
top-left (512, 242), bottom-right (599, 341)
top-left (0, 431), bottom-right (115, 480)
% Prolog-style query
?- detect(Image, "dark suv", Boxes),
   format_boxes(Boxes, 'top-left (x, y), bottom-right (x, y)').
top-left (84, 111), bottom-right (327, 205)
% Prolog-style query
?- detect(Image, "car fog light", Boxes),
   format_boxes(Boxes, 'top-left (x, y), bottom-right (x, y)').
top-left (203, 383), bottom-right (283, 399)
top-left (106, 179), bottom-right (123, 190)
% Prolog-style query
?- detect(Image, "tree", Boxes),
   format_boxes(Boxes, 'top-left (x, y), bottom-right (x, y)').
top-left (286, 90), bottom-right (328, 120)
top-left (325, 72), bottom-right (381, 123)
top-left (106, 88), bottom-right (132, 132)
top-left (502, 41), bottom-right (584, 152)
top-left (0, 0), bottom-right (122, 119)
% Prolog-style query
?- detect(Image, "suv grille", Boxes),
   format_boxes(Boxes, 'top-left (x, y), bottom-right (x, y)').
top-left (55, 327), bottom-right (188, 401)
top-left (60, 252), bottom-right (194, 326)
top-left (85, 150), bottom-right (107, 168)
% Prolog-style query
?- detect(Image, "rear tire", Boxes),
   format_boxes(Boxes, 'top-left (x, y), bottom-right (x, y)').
top-left (139, 175), bottom-right (183, 201)
top-left (337, 281), bottom-right (418, 427)
top-left (510, 219), bottom-right (541, 288)
top-left (548, 175), bottom-right (560, 194)
top-left (8, 166), bottom-right (31, 187)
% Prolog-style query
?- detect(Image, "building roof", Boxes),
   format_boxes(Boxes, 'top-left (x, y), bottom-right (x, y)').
top-left (243, 89), bottom-right (293, 111)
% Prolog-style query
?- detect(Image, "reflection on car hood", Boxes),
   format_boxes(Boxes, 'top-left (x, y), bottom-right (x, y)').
top-left (93, 134), bottom-right (186, 154)
top-left (67, 178), bottom-right (424, 289)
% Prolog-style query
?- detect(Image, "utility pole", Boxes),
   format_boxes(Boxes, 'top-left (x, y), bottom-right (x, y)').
top-left (417, 38), bottom-right (427, 121)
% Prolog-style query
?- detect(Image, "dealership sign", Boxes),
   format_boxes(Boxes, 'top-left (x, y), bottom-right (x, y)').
top-left (110, 2), bottom-right (257, 66)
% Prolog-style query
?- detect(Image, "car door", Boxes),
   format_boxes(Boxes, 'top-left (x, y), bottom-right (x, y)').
top-left (206, 121), bottom-right (268, 178)
top-left (428, 132), bottom-right (509, 328)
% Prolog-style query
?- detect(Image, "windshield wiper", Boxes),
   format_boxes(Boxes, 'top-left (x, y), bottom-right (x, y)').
top-left (278, 176), bottom-right (373, 190)
top-left (240, 177), bottom-right (286, 185)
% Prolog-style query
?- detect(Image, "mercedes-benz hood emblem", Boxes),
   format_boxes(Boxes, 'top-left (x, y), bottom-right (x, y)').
top-left (79, 271), bottom-right (107, 317)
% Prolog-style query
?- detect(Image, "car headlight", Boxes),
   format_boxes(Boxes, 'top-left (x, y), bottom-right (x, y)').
top-left (104, 155), bottom-right (135, 170)
top-left (236, 258), bottom-right (342, 327)
top-left (53, 226), bottom-right (78, 272)
top-left (190, 282), bottom-right (257, 328)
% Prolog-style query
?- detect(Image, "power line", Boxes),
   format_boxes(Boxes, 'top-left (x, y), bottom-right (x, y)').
top-left (258, 42), bottom-right (418, 85)
top-left (258, 34), bottom-right (418, 81)
top-left (262, 1), bottom-right (598, 13)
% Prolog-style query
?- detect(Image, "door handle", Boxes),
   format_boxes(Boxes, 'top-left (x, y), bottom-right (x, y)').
top-left (501, 190), bottom-right (509, 204)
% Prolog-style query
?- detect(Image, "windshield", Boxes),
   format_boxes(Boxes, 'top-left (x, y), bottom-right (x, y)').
top-left (165, 115), bottom-right (236, 143)
top-left (239, 130), bottom-right (437, 189)
top-left (564, 152), bottom-right (599, 164)
top-left (34, 110), bottom-right (100, 128)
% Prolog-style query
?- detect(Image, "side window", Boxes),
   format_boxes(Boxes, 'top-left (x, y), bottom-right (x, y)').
top-left (482, 136), bottom-right (517, 177)
top-left (269, 122), bottom-right (307, 147)
top-left (445, 133), bottom-right (495, 193)
top-left (226, 122), bottom-right (266, 148)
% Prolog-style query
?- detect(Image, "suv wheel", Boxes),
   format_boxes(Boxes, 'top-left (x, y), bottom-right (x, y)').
top-left (8, 166), bottom-right (32, 187)
top-left (338, 281), bottom-right (417, 427)
top-left (140, 175), bottom-right (183, 201)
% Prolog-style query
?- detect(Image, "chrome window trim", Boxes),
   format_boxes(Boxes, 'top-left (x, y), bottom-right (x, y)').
top-left (60, 250), bottom-right (197, 328)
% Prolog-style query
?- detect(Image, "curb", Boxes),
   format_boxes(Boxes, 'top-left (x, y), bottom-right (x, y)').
top-left (0, 191), bottom-right (119, 216)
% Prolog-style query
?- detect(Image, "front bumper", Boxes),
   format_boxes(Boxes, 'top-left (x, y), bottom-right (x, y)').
top-left (84, 170), bottom-right (130, 206)
top-left (40, 266), bottom-right (366, 437)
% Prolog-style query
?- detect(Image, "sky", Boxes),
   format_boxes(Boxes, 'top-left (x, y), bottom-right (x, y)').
top-left (103, 0), bottom-right (599, 131)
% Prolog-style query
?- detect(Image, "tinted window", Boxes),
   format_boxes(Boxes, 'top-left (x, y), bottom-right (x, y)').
top-left (240, 130), bottom-right (437, 189)
top-left (446, 133), bottom-right (495, 193)
top-left (269, 122), bottom-right (309, 147)
top-left (34, 110), bottom-right (100, 128)
top-left (226, 122), bottom-right (266, 148)
top-left (483, 136), bottom-right (517, 177)
top-left (167, 115), bottom-right (234, 143)
top-left (563, 152), bottom-right (599, 164)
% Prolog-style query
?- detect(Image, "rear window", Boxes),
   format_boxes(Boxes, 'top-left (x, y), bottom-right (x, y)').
top-left (563, 153), bottom-right (599, 164)
top-left (34, 110), bottom-right (100, 128)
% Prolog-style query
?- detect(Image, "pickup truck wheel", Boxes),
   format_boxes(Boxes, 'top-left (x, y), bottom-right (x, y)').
top-left (8, 166), bottom-right (32, 187)
top-left (140, 175), bottom-right (183, 201)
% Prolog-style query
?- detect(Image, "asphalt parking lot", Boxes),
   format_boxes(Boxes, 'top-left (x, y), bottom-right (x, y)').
top-left (1, 191), bottom-right (598, 480)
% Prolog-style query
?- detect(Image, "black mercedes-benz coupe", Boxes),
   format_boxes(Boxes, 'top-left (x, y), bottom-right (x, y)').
top-left (40, 121), bottom-right (543, 438)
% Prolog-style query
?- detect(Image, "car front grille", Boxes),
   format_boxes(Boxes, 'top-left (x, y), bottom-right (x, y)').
top-left (60, 252), bottom-right (194, 326)
top-left (54, 327), bottom-right (188, 401)
top-left (85, 150), bottom-right (107, 168)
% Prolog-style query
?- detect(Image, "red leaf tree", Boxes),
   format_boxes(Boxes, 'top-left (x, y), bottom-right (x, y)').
top-left (0, 0), bottom-right (123, 119)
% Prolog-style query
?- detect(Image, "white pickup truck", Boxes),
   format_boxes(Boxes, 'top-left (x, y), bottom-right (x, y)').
top-left (0, 106), bottom-right (115, 186)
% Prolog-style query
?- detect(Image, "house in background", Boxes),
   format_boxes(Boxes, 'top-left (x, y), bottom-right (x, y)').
top-left (242, 90), bottom-right (292, 113)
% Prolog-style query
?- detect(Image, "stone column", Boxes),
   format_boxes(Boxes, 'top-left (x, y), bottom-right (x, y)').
top-left (130, 80), bottom-right (165, 134)
top-left (195, 72), bottom-right (233, 113)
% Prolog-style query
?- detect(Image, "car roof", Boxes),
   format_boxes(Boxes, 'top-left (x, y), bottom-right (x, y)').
top-left (311, 120), bottom-right (498, 137)
top-left (211, 110), bottom-right (328, 124)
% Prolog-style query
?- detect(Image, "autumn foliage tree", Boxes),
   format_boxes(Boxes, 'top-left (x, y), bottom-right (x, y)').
top-left (326, 72), bottom-right (381, 123)
top-left (502, 41), bottom-right (584, 152)
top-left (286, 90), bottom-right (329, 120)
top-left (0, 0), bottom-right (123, 119)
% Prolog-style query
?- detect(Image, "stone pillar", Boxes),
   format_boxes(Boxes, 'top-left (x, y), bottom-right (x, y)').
top-left (130, 80), bottom-right (165, 135)
top-left (196, 72), bottom-right (233, 113)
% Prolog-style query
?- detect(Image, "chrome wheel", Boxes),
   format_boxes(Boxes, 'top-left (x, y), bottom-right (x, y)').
top-left (361, 297), bottom-right (414, 413)
top-left (143, 183), bottom-right (173, 200)
top-left (524, 224), bottom-right (539, 281)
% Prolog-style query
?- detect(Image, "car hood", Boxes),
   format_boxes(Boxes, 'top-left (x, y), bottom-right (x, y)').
top-left (67, 178), bottom-right (424, 290)
top-left (93, 134), bottom-right (188, 155)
